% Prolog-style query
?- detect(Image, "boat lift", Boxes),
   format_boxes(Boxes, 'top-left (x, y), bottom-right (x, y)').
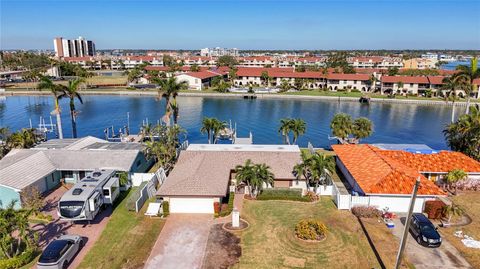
top-left (29, 116), bottom-right (57, 141)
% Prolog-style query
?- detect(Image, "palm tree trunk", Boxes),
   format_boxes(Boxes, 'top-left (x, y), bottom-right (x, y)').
top-left (451, 101), bottom-right (455, 123)
top-left (466, 96), bottom-right (471, 115)
top-left (55, 98), bottom-right (64, 139)
top-left (70, 99), bottom-right (77, 138)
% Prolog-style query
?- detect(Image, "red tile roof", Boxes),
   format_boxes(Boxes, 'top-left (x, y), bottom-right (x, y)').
top-left (332, 144), bottom-right (446, 196)
top-left (181, 71), bottom-right (223, 80)
top-left (427, 76), bottom-right (445, 85)
top-left (375, 149), bottom-right (480, 173)
top-left (327, 73), bottom-right (370, 81)
top-left (381, 75), bottom-right (430, 84)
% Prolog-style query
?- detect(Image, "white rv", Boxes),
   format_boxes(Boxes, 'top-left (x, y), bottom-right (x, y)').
top-left (58, 169), bottom-right (120, 221)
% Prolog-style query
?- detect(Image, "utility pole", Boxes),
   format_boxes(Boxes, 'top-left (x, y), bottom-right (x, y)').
top-left (395, 177), bottom-right (421, 269)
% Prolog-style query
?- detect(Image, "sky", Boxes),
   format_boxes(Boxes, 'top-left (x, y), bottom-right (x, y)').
top-left (1, 0), bottom-right (479, 50)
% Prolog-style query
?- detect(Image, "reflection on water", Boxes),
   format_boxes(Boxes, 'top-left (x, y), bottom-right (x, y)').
top-left (0, 95), bottom-right (462, 149)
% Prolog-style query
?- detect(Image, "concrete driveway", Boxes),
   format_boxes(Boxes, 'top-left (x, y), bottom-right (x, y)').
top-left (391, 217), bottom-right (472, 269)
top-left (144, 214), bottom-right (214, 269)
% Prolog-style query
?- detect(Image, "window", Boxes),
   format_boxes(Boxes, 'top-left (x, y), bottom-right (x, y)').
top-left (103, 189), bottom-right (110, 196)
top-left (62, 171), bottom-right (73, 178)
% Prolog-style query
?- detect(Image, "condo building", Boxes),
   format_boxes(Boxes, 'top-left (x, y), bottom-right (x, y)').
top-left (54, 36), bottom-right (96, 58)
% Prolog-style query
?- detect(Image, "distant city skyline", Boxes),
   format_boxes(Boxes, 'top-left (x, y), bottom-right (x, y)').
top-left (1, 0), bottom-right (479, 50)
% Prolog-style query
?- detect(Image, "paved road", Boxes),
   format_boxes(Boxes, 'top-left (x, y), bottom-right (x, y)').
top-left (144, 214), bottom-right (214, 269)
top-left (391, 217), bottom-right (472, 269)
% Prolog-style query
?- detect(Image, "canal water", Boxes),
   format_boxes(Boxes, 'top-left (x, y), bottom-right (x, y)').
top-left (0, 95), bottom-right (464, 149)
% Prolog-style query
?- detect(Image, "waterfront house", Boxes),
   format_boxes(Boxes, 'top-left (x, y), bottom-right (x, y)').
top-left (332, 144), bottom-right (480, 212)
top-left (175, 70), bottom-right (227, 90)
top-left (381, 75), bottom-right (431, 95)
top-left (0, 136), bottom-right (151, 209)
top-left (326, 73), bottom-right (371, 91)
top-left (156, 144), bottom-right (302, 213)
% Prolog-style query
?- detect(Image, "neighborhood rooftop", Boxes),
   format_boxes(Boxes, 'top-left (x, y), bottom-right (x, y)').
top-left (157, 144), bottom-right (301, 197)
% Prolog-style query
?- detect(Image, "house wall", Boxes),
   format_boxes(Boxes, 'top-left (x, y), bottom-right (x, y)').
top-left (176, 74), bottom-right (202, 90)
top-left (0, 186), bottom-right (21, 209)
top-left (368, 196), bottom-right (434, 213)
top-left (336, 158), bottom-right (364, 194)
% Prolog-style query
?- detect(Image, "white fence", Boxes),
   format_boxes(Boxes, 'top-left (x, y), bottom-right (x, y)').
top-left (332, 183), bottom-right (351, 210)
top-left (131, 167), bottom-right (166, 212)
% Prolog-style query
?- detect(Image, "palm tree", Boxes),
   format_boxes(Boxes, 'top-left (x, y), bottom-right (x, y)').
top-left (155, 77), bottom-right (188, 126)
top-left (444, 105), bottom-right (480, 161)
top-left (279, 79), bottom-right (290, 92)
top-left (441, 76), bottom-right (462, 123)
top-left (235, 159), bottom-right (274, 198)
top-left (37, 76), bottom-right (65, 139)
top-left (278, 118), bottom-right (292, 145)
top-left (58, 78), bottom-right (85, 138)
top-left (6, 128), bottom-right (39, 149)
top-left (454, 57), bottom-right (480, 114)
top-left (260, 71), bottom-right (270, 87)
top-left (294, 151), bottom-right (334, 192)
top-left (445, 169), bottom-right (467, 195)
top-left (290, 118), bottom-right (306, 145)
top-left (330, 113), bottom-right (353, 144)
top-left (397, 81), bottom-right (404, 95)
top-left (442, 204), bottom-right (465, 224)
top-left (352, 117), bottom-right (373, 143)
top-left (212, 119), bottom-right (227, 144)
top-left (200, 117), bottom-right (215, 144)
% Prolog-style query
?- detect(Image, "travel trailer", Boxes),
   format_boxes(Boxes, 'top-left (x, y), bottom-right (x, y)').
top-left (58, 169), bottom-right (120, 221)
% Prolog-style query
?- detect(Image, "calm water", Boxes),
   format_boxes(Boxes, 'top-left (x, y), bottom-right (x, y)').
top-left (0, 95), bottom-right (463, 149)
top-left (441, 61), bottom-right (479, 70)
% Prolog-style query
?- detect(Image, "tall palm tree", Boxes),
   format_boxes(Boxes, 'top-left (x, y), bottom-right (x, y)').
top-left (155, 77), bottom-right (188, 126)
top-left (260, 71), bottom-right (270, 87)
top-left (444, 104), bottom-right (480, 161)
top-left (200, 117), bottom-right (215, 144)
top-left (454, 57), bottom-right (480, 114)
top-left (235, 159), bottom-right (274, 198)
top-left (278, 118), bottom-right (292, 145)
top-left (441, 76), bottom-right (462, 123)
top-left (330, 113), bottom-right (353, 144)
top-left (212, 119), bottom-right (227, 144)
top-left (352, 117), bottom-right (373, 143)
top-left (252, 163), bottom-right (275, 194)
top-left (235, 159), bottom-right (255, 195)
top-left (58, 78), bottom-right (85, 138)
top-left (294, 151), bottom-right (334, 192)
top-left (290, 118), bottom-right (306, 145)
top-left (37, 76), bottom-right (65, 139)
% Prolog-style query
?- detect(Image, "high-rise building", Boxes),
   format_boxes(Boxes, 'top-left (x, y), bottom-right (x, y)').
top-left (53, 36), bottom-right (96, 58)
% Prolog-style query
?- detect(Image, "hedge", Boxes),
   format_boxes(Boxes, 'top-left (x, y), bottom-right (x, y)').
top-left (256, 188), bottom-right (311, 202)
top-left (219, 192), bottom-right (235, 217)
top-left (162, 201), bottom-right (170, 217)
top-left (0, 248), bottom-right (37, 269)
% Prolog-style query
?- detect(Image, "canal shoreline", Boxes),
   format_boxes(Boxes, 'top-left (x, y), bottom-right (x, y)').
top-left (1, 89), bottom-right (470, 107)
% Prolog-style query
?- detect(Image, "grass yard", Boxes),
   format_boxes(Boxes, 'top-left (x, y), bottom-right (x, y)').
top-left (77, 192), bottom-right (165, 269)
top-left (360, 218), bottom-right (413, 269)
top-left (234, 198), bottom-right (383, 269)
top-left (86, 75), bottom-right (127, 85)
top-left (439, 192), bottom-right (480, 269)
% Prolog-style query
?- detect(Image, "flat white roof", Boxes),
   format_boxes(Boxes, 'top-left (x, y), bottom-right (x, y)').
top-left (186, 144), bottom-right (300, 152)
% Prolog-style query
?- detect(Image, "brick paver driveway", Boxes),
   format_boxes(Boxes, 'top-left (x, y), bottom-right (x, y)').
top-left (144, 214), bottom-right (214, 269)
top-left (33, 186), bottom-right (113, 269)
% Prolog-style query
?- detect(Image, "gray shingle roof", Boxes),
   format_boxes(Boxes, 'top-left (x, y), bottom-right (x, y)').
top-left (157, 148), bottom-right (301, 197)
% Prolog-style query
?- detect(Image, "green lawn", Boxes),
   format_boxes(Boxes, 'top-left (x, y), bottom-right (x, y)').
top-left (77, 191), bottom-right (165, 269)
top-left (234, 198), bottom-right (382, 269)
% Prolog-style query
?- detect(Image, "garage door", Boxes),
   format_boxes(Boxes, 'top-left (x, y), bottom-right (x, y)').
top-left (169, 198), bottom-right (214, 214)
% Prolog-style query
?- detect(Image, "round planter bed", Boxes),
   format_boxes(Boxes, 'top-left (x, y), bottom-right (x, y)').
top-left (223, 219), bottom-right (250, 231)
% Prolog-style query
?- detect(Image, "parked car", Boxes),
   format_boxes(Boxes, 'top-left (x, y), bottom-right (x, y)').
top-left (37, 234), bottom-right (85, 269)
top-left (409, 213), bottom-right (442, 248)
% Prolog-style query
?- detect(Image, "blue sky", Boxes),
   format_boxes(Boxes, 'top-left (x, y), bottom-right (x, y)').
top-left (1, 0), bottom-right (479, 50)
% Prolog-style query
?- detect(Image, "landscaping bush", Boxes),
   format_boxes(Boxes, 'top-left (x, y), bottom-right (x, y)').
top-left (295, 219), bottom-right (328, 241)
top-left (256, 188), bottom-right (311, 202)
top-left (219, 192), bottom-right (235, 217)
top-left (214, 202), bottom-right (221, 214)
top-left (351, 206), bottom-right (382, 218)
top-left (0, 248), bottom-right (37, 269)
top-left (162, 201), bottom-right (169, 217)
top-left (305, 191), bottom-right (319, 202)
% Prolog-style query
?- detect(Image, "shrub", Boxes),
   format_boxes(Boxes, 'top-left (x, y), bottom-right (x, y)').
top-left (305, 191), bottom-right (319, 202)
top-left (162, 201), bottom-right (169, 217)
top-left (219, 192), bottom-right (235, 217)
top-left (295, 219), bottom-right (328, 241)
top-left (213, 202), bottom-right (221, 214)
top-left (257, 188), bottom-right (310, 202)
top-left (351, 206), bottom-right (382, 218)
top-left (0, 248), bottom-right (37, 269)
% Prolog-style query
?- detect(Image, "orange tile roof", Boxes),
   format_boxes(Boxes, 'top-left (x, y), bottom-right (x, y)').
top-left (374, 149), bottom-right (480, 173)
top-left (332, 144), bottom-right (446, 196)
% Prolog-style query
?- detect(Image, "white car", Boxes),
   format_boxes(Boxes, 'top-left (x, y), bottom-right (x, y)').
top-left (37, 234), bottom-right (85, 269)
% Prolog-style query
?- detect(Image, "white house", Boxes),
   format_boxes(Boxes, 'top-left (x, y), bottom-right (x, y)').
top-left (175, 71), bottom-right (226, 90)
top-left (332, 144), bottom-right (480, 213)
